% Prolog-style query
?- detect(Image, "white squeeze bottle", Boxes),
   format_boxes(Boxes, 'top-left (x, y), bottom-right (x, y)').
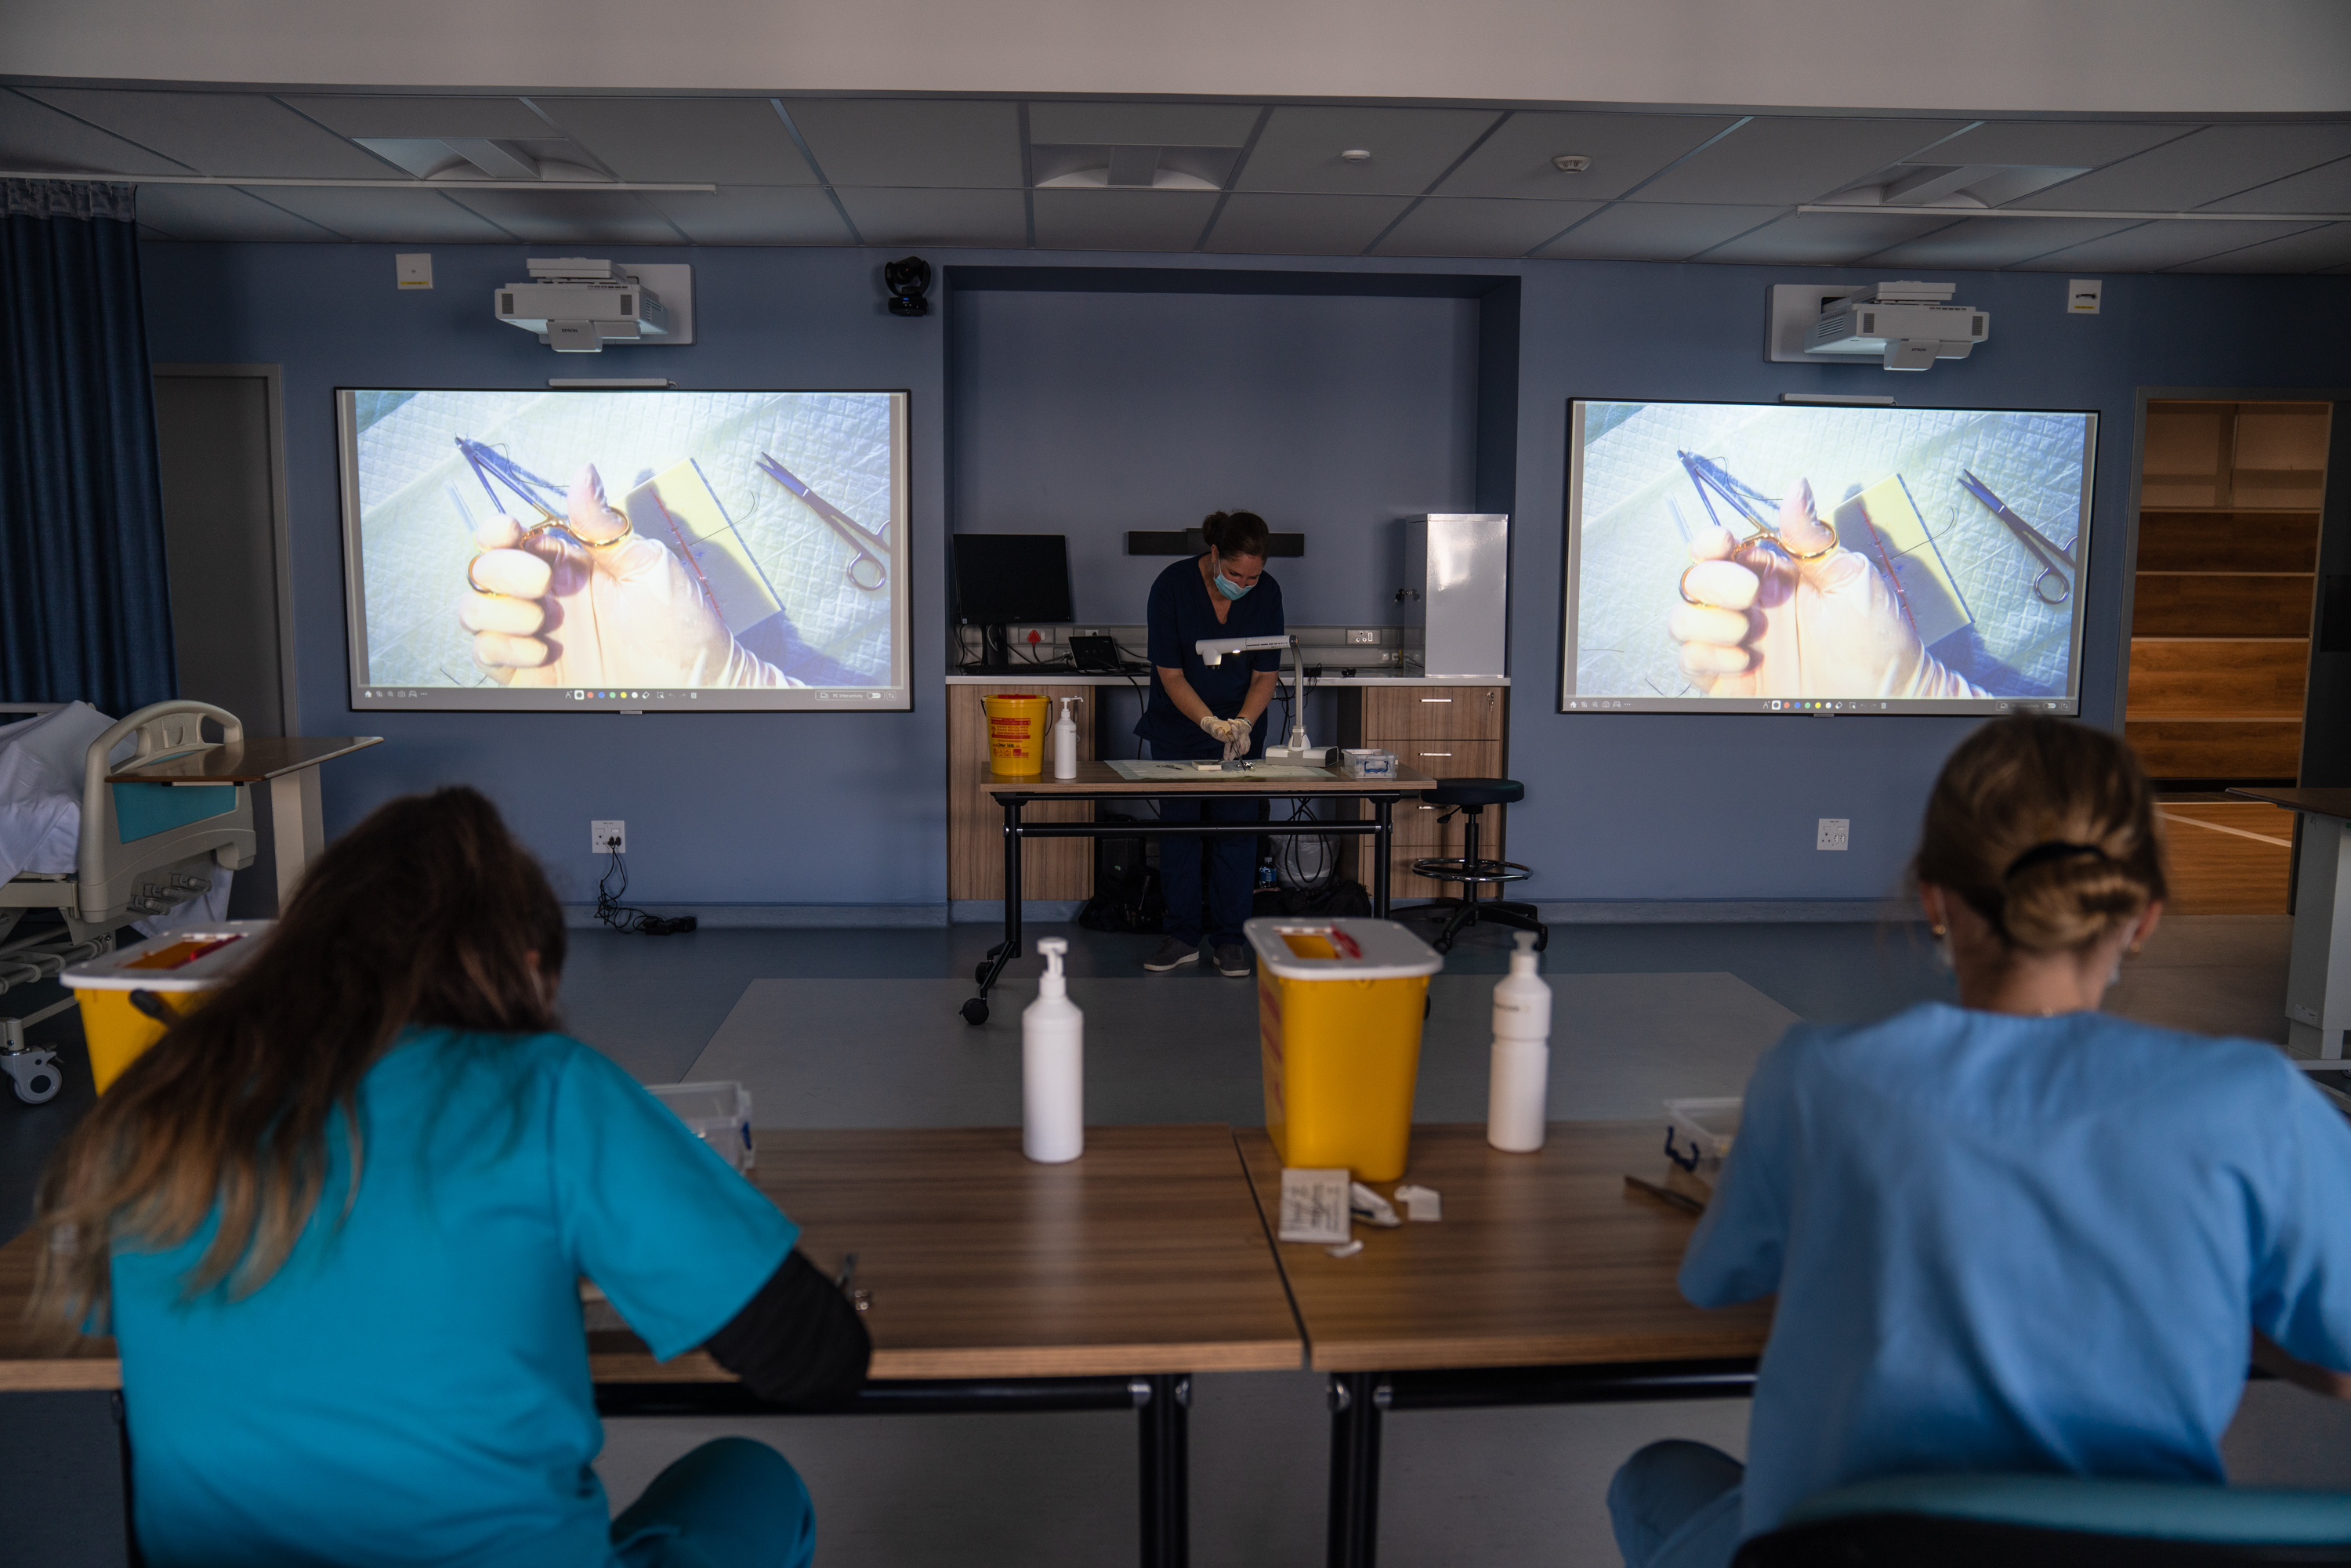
top-left (1487, 931), bottom-right (1552, 1153)
top-left (1052, 696), bottom-right (1083, 780)
top-left (1023, 937), bottom-right (1085, 1162)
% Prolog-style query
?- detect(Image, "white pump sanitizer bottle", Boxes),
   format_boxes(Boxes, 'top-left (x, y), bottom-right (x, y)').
top-left (1487, 931), bottom-right (1551, 1153)
top-left (1023, 936), bottom-right (1085, 1163)
top-left (1052, 696), bottom-right (1083, 780)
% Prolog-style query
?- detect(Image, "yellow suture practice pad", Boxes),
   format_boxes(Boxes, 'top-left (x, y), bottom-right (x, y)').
top-left (1832, 474), bottom-right (1972, 649)
top-left (624, 460), bottom-right (784, 634)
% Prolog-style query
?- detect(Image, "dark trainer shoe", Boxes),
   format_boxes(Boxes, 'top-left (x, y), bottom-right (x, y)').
top-left (1213, 943), bottom-right (1252, 978)
top-left (1143, 936), bottom-right (1200, 972)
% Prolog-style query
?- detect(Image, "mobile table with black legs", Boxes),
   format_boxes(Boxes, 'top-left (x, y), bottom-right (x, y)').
top-left (965, 761), bottom-right (1433, 1026)
top-left (1234, 1122), bottom-right (1776, 1568)
top-left (0, 1124), bottom-right (1303, 1568)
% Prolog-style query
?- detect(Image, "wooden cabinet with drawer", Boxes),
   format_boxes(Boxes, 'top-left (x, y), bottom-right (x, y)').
top-left (947, 683), bottom-right (1095, 902)
top-left (1336, 684), bottom-right (1508, 900)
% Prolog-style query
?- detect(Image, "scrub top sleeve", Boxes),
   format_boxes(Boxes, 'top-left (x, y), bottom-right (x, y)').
top-left (549, 1048), bottom-right (799, 1362)
top-left (1147, 572), bottom-right (1184, 671)
top-left (2250, 1067), bottom-right (2351, 1371)
top-left (1248, 578), bottom-right (1286, 671)
top-left (1679, 1037), bottom-right (1795, 1309)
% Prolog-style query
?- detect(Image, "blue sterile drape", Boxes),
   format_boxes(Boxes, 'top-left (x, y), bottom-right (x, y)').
top-left (0, 179), bottom-right (176, 712)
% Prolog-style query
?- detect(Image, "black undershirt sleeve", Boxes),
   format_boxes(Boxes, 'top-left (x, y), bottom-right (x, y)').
top-left (702, 1248), bottom-right (871, 1409)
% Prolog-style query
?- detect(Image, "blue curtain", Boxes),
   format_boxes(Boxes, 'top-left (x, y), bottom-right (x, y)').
top-left (0, 179), bottom-right (176, 712)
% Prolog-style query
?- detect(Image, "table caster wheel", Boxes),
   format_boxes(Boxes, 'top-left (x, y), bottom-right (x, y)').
top-left (961, 998), bottom-right (989, 1027)
top-left (1433, 936), bottom-right (1454, 955)
top-left (4, 1048), bottom-right (61, 1105)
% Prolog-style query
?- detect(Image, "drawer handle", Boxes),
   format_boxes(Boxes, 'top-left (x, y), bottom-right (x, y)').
top-left (1420, 751), bottom-right (1452, 757)
top-left (1420, 697), bottom-right (1453, 703)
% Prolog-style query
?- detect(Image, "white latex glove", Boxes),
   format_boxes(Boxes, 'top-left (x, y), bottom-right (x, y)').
top-left (1197, 713), bottom-right (1244, 744)
top-left (460, 465), bottom-right (805, 689)
top-left (1667, 479), bottom-right (1987, 700)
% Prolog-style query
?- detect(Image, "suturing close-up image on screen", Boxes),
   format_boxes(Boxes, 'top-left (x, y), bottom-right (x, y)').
top-left (339, 388), bottom-right (911, 712)
top-left (1563, 399), bottom-right (2097, 715)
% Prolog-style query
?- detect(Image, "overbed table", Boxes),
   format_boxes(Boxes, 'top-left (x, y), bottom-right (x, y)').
top-left (2229, 788), bottom-right (2351, 1070)
top-left (1237, 1122), bottom-right (1775, 1568)
top-left (107, 735), bottom-right (382, 904)
top-left (967, 761), bottom-right (1433, 1024)
top-left (0, 1122), bottom-right (1301, 1568)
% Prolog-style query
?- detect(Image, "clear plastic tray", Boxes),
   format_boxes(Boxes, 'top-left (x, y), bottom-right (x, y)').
top-left (1339, 748), bottom-right (1397, 778)
top-left (1663, 1096), bottom-right (1741, 1178)
top-left (650, 1080), bottom-right (755, 1174)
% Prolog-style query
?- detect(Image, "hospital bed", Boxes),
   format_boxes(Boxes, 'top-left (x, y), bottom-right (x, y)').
top-left (0, 701), bottom-right (258, 1103)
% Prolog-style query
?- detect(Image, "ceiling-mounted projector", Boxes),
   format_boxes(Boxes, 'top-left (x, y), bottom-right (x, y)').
top-left (1805, 281), bottom-right (1987, 371)
top-left (494, 258), bottom-right (672, 353)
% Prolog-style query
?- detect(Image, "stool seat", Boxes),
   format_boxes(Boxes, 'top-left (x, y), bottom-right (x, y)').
top-left (1420, 777), bottom-right (1523, 808)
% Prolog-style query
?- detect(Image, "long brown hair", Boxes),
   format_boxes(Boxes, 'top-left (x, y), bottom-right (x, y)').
top-left (1913, 715), bottom-right (2168, 953)
top-left (34, 786), bottom-right (565, 1325)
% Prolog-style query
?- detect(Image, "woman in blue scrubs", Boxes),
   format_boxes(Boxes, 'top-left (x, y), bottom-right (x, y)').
top-left (1134, 510), bottom-right (1284, 977)
top-left (1608, 715), bottom-right (2351, 1568)
top-left (35, 788), bottom-right (866, 1568)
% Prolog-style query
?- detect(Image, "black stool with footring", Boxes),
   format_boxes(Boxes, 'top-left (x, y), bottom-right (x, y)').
top-left (1396, 778), bottom-right (1548, 954)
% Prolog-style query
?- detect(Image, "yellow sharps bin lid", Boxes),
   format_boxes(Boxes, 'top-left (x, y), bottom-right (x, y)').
top-left (1243, 917), bottom-right (1442, 982)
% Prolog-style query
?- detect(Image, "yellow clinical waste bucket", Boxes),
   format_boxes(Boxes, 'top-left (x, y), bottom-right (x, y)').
top-left (1249, 916), bottom-right (1443, 1182)
top-left (61, 921), bottom-right (270, 1093)
top-left (984, 692), bottom-right (1050, 777)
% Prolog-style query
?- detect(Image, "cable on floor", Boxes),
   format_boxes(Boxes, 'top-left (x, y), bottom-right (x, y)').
top-left (596, 847), bottom-right (698, 936)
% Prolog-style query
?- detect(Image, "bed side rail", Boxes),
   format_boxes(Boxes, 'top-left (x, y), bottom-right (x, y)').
top-left (74, 701), bottom-right (257, 924)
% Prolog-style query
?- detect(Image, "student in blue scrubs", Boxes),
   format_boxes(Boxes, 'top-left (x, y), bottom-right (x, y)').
top-left (1134, 510), bottom-right (1285, 977)
top-left (34, 788), bottom-right (867, 1568)
top-left (1610, 715), bottom-right (2351, 1568)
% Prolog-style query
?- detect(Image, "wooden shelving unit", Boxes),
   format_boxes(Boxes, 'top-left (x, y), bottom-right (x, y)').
top-left (2125, 400), bottom-right (2331, 783)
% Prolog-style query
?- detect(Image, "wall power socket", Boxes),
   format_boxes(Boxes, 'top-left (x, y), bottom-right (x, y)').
top-left (1346, 628), bottom-right (1380, 645)
top-left (1817, 817), bottom-right (1850, 852)
top-left (592, 820), bottom-right (626, 854)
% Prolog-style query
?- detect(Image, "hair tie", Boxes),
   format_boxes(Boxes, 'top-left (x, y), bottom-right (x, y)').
top-left (2003, 841), bottom-right (2106, 879)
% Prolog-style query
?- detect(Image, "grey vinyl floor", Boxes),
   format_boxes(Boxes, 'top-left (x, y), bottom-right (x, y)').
top-left (8, 912), bottom-right (2346, 1568)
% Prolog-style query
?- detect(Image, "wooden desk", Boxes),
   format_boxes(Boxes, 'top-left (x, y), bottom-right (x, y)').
top-left (2230, 788), bottom-right (2351, 1066)
top-left (1237, 1123), bottom-right (1773, 1568)
top-left (110, 736), bottom-right (382, 906)
top-left (965, 763), bottom-right (1434, 1026)
top-left (0, 1123), bottom-right (1298, 1568)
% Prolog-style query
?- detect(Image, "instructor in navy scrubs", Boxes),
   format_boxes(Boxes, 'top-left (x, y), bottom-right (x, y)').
top-left (1134, 511), bottom-right (1284, 978)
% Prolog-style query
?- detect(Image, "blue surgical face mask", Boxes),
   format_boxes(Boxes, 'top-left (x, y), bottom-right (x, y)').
top-left (1212, 559), bottom-right (1255, 600)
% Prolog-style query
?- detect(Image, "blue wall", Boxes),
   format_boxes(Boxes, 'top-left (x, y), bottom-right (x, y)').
top-left (139, 241), bottom-right (2351, 907)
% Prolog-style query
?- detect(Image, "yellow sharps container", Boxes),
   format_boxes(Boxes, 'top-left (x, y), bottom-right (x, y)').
top-left (1248, 916), bottom-right (1443, 1182)
top-left (982, 692), bottom-right (1050, 777)
top-left (61, 921), bottom-right (270, 1093)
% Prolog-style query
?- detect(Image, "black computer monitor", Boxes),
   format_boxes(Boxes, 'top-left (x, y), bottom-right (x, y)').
top-left (951, 534), bottom-right (1074, 625)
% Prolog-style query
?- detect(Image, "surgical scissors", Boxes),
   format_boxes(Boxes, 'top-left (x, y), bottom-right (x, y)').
top-left (757, 453), bottom-right (889, 591)
top-left (455, 437), bottom-right (569, 533)
top-left (1959, 469), bottom-right (2074, 606)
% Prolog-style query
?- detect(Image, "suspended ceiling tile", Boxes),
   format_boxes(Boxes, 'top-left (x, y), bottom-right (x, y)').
top-left (1370, 197), bottom-right (1599, 258)
top-left (2016, 219), bottom-right (2325, 271)
top-left (2206, 154), bottom-right (2351, 213)
top-left (1859, 215), bottom-right (2139, 267)
top-left (832, 186), bottom-right (1027, 246)
top-left (782, 100), bottom-right (1022, 189)
top-left (636, 186), bottom-right (853, 244)
top-left (1694, 211), bottom-right (1957, 264)
top-left (1434, 111), bottom-right (1740, 202)
top-left (534, 98), bottom-right (816, 186)
top-left (1202, 192), bottom-right (1414, 254)
top-left (440, 188), bottom-right (683, 244)
top-left (1629, 118), bottom-right (1968, 205)
top-left (0, 88), bottom-right (189, 176)
top-left (279, 96), bottom-right (551, 140)
top-left (130, 184), bottom-right (340, 241)
top-left (24, 89), bottom-right (390, 179)
top-left (244, 185), bottom-right (513, 242)
top-left (1031, 188), bottom-right (1216, 252)
top-left (1918, 121), bottom-right (2197, 169)
top-left (2168, 222), bottom-right (2351, 273)
top-left (1027, 101), bottom-right (1260, 148)
top-left (1233, 107), bottom-right (1503, 197)
top-left (2011, 124), bottom-right (2351, 212)
top-left (1531, 202), bottom-right (1780, 260)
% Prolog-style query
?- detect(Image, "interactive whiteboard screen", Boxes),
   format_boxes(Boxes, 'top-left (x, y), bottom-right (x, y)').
top-left (1563, 400), bottom-right (2096, 715)
top-left (339, 389), bottom-right (910, 712)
